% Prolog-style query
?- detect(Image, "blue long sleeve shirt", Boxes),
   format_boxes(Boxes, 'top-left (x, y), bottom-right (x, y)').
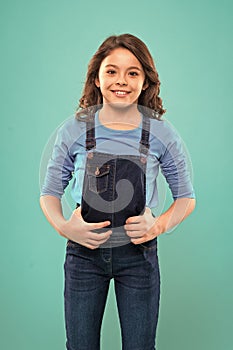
top-left (40, 111), bottom-right (195, 208)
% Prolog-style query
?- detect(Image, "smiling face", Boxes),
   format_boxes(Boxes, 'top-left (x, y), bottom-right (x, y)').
top-left (95, 47), bottom-right (148, 107)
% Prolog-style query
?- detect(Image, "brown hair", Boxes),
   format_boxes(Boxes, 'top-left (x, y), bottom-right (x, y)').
top-left (76, 33), bottom-right (166, 119)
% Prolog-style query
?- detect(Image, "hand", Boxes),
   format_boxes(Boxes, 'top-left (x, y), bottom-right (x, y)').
top-left (62, 207), bottom-right (112, 249)
top-left (124, 207), bottom-right (164, 245)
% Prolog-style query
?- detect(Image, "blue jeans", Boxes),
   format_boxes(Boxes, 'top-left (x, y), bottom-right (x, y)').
top-left (64, 238), bottom-right (160, 350)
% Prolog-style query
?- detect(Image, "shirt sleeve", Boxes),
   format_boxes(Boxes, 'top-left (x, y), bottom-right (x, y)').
top-left (158, 121), bottom-right (195, 200)
top-left (40, 123), bottom-right (75, 199)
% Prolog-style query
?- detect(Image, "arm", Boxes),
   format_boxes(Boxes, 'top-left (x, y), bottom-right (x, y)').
top-left (124, 198), bottom-right (196, 244)
top-left (159, 197), bottom-right (196, 232)
top-left (125, 120), bottom-right (196, 243)
top-left (40, 195), bottom-right (69, 238)
top-left (40, 195), bottom-right (112, 249)
top-left (40, 120), bottom-right (112, 249)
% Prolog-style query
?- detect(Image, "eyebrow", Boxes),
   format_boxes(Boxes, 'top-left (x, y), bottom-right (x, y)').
top-left (104, 64), bottom-right (142, 71)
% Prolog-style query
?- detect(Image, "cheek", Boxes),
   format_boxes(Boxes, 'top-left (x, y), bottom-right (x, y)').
top-left (100, 78), bottom-right (113, 89)
top-left (136, 81), bottom-right (146, 93)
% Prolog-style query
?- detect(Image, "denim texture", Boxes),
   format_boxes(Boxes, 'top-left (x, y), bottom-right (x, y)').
top-left (81, 151), bottom-right (147, 247)
top-left (64, 239), bottom-right (160, 350)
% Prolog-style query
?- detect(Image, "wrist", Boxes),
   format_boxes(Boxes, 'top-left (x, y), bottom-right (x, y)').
top-left (56, 218), bottom-right (69, 238)
top-left (154, 215), bottom-right (167, 236)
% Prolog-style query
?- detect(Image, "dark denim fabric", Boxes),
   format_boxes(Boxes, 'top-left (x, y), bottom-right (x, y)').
top-left (64, 239), bottom-right (160, 350)
top-left (81, 151), bottom-right (147, 247)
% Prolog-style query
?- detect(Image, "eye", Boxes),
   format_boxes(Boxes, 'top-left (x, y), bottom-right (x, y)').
top-left (129, 71), bottom-right (139, 76)
top-left (106, 70), bottom-right (116, 74)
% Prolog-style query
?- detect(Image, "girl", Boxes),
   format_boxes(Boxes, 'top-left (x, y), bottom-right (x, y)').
top-left (40, 33), bottom-right (195, 350)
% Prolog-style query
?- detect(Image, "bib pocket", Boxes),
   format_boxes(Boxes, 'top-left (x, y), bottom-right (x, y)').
top-left (86, 164), bottom-right (110, 194)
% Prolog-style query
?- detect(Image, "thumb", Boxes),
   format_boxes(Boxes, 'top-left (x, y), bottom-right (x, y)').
top-left (73, 206), bottom-right (83, 219)
top-left (145, 207), bottom-right (151, 214)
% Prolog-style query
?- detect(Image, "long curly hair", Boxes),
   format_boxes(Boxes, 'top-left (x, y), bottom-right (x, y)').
top-left (76, 33), bottom-right (166, 119)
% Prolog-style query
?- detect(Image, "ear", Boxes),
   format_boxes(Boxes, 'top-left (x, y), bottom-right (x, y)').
top-left (95, 76), bottom-right (100, 88)
top-left (142, 80), bottom-right (149, 91)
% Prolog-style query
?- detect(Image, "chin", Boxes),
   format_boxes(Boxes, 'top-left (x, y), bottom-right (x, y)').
top-left (107, 102), bottom-right (137, 110)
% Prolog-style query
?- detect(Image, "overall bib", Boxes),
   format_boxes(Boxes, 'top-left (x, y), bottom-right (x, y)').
top-left (80, 113), bottom-right (150, 247)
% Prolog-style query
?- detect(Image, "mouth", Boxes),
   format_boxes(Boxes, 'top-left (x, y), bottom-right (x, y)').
top-left (111, 90), bottom-right (130, 97)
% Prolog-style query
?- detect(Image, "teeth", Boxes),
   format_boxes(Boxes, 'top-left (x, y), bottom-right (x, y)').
top-left (115, 91), bottom-right (127, 95)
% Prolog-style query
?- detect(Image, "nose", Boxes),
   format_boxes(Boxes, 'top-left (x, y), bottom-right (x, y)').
top-left (116, 74), bottom-right (128, 86)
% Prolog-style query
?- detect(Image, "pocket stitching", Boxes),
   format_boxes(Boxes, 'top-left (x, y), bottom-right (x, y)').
top-left (87, 165), bottom-right (110, 194)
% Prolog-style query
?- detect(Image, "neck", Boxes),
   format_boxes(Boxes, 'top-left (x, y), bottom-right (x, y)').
top-left (98, 103), bottom-right (141, 130)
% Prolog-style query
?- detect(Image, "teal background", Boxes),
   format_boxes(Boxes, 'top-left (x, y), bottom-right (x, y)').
top-left (1, 0), bottom-right (232, 349)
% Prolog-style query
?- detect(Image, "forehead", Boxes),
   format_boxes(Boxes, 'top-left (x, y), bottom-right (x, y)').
top-left (100, 47), bottom-right (142, 68)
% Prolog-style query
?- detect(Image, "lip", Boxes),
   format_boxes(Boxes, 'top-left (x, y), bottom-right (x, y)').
top-left (111, 90), bottom-right (131, 97)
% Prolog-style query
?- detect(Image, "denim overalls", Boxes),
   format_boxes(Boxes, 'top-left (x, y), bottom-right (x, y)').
top-left (80, 113), bottom-right (150, 247)
top-left (64, 113), bottom-right (160, 350)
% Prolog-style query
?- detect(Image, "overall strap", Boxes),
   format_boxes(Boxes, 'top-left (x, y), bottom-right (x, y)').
top-left (85, 115), bottom-right (96, 151)
top-left (139, 115), bottom-right (150, 156)
top-left (85, 113), bottom-right (151, 155)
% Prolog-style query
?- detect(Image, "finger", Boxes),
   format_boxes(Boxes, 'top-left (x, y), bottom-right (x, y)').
top-left (87, 236), bottom-right (110, 246)
top-left (88, 220), bottom-right (111, 230)
top-left (125, 207), bottom-right (152, 224)
top-left (124, 223), bottom-right (143, 231)
top-left (125, 215), bottom-right (142, 224)
top-left (131, 237), bottom-right (147, 245)
top-left (73, 208), bottom-right (110, 228)
top-left (88, 230), bottom-right (112, 241)
top-left (84, 243), bottom-right (100, 250)
top-left (126, 230), bottom-right (144, 238)
top-left (86, 231), bottom-right (112, 247)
